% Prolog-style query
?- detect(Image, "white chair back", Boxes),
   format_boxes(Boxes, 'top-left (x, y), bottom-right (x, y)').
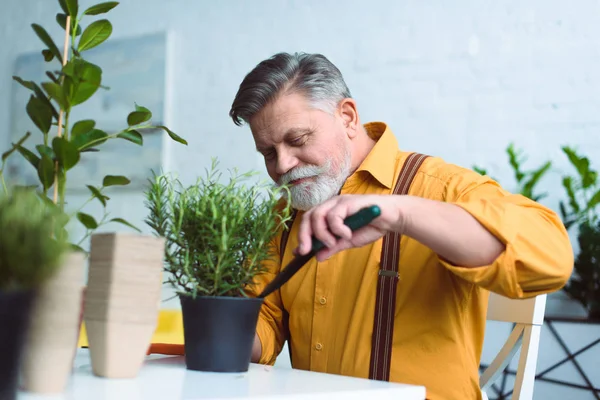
top-left (480, 293), bottom-right (547, 400)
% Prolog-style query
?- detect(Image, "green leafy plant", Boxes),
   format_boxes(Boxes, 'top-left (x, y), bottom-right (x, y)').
top-left (0, 188), bottom-right (70, 291)
top-left (558, 146), bottom-right (600, 229)
top-left (144, 159), bottom-right (293, 298)
top-left (558, 146), bottom-right (600, 319)
top-left (473, 143), bottom-right (551, 202)
top-left (7, 0), bottom-right (187, 252)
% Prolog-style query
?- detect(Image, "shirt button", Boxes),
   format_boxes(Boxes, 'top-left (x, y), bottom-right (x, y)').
top-left (319, 297), bottom-right (327, 305)
top-left (315, 343), bottom-right (323, 351)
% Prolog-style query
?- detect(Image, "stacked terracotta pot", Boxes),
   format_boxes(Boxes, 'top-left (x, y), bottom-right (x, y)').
top-left (83, 233), bottom-right (165, 378)
top-left (20, 251), bottom-right (86, 393)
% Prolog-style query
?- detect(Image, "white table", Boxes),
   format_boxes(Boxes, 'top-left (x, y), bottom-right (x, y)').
top-left (18, 349), bottom-right (426, 399)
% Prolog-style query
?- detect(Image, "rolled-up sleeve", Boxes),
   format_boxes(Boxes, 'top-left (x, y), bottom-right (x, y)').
top-left (246, 238), bottom-right (287, 365)
top-left (438, 170), bottom-right (575, 299)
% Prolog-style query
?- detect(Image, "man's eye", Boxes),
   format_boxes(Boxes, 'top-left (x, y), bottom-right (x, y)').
top-left (291, 136), bottom-right (306, 146)
top-left (264, 151), bottom-right (276, 160)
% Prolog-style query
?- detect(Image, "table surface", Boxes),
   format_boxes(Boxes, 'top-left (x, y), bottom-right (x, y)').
top-left (18, 349), bottom-right (426, 400)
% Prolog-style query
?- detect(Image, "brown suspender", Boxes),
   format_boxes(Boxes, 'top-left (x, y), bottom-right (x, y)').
top-left (368, 152), bottom-right (429, 381)
top-left (278, 152), bottom-right (429, 381)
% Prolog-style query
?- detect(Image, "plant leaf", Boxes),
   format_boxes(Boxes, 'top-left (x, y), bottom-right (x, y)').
top-left (12, 76), bottom-right (37, 91)
top-left (16, 145), bottom-right (41, 170)
top-left (42, 49), bottom-right (54, 62)
top-left (562, 176), bottom-right (580, 214)
top-left (41, 82), bottom-right (68, 110)
top-left (13, 77), bottom-right (59, 119)
top-left (64, 0), bottom-right (78, 16)
top-left (102, 175), bottom-right (130, 187)
top-left (35, 144), bottom-right (55, 160)
top-left (521, 161), bottom-right (551, 199)
top-left (46, 71), bottom-right (59, 84)
top-left (157, 125), bottom-right (188, 145)
top-left (562, 146), bottom-right (593, 187)
top-left (135, 103), bottom-right (151, 114)
top-left (77, 212), bottom-right (98, 230)
top-left (84, 2), bottom-right (119, 15)
top-left (71, 119), bottom-right (95, 137)
top-left (127, 111), bottom-right (151, 126)
top-left (588, 189), bottom-right (600, 212)
top-left (72, 129), bottom-right (108, 151)
top-left (2, 132), bottom-right (32, 162)
top-left (37, 153), bottom-right (55, 191)
top-left (52, 136), bottom-right (80, 170)
top-left (86, 185), bottom-right (108, 207)
top-left (506, 143), bottom-right (525, 183)
top-left (56, 13), bottom-right (82, 35)
top-left (109, 217), bottom-right (141, 232)
top-left (117, 130), bottom-right (143, 145)
top-left (78, 20), bottom-right (112, 52)
top-left (26, 95), bottom-right (53, 134)
top-left (70, 243), bottom-right (86, 253)
top-left (31, 24), bottom-right (62, 61)
top-left (64, 60), bottom-right (103, 106)
top-left (58, 0), bottom-right (69, 14)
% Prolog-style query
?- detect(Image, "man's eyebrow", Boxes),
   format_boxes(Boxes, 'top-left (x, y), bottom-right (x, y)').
top-left (284, 128), bottom-right (311, 138)
top-left (255, 128), bottom-right (312, 153)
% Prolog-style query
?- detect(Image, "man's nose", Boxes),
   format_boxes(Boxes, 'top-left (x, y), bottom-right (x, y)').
top-left (275, 149), bottom-right (298, 176)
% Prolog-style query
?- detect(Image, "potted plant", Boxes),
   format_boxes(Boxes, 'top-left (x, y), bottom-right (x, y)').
top-left (7, 0), bottom-right (187, 384)
top-left (558, 146), bottom-right (600, 320)
top-left (0, 188), bottom-right (69, 400)
top-left (144, 159), bottom-right (292, 372)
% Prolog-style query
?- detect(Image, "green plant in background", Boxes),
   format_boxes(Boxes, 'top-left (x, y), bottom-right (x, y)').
top-left (558, 146), bottom-right (600, 229)
top-left (558, 146), bottom-right (600, 319)
top-left (7, 0), bottom-right (187, 252)
top-left (144, 159), bottom-right (293, 298)
top-left (0, 188), bottom-right (70, 291)
top-left (473, 143), bottom-right (552, 202)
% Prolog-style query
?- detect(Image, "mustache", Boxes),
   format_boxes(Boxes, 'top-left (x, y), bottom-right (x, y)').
top-left (278, 163), bottom-right (329, 186)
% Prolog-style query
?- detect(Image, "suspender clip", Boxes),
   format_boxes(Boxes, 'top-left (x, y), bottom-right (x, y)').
top-left (378, 269), bottom-right (399, 278)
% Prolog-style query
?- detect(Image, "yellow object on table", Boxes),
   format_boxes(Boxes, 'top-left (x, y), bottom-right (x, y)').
top-left (78, 309), bottom-right (185, 355)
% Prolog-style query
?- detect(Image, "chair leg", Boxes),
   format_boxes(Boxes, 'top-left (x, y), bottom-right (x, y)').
top-left (512, 325), bottom-right (541, 400)
top-left (480, 325), bottom-right (524, 391)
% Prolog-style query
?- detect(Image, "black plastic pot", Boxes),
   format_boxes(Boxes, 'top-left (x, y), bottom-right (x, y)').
top-left (179, 295), bottom-right (263, 372)
top-left (0, 289), bottom-right (36, 400)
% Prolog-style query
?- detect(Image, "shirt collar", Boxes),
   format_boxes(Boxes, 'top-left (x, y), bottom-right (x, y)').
top-left (353, 121), bottom-right (399, 189)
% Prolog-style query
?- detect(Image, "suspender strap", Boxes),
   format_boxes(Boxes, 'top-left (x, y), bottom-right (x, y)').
top-left (368, 152), bottom-right (429, 381)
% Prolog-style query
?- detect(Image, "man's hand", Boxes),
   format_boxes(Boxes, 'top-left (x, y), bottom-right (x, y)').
top-left (295, 195), bottom-right (404, 262)
top-left (295, 194), bottom-right (505, 267)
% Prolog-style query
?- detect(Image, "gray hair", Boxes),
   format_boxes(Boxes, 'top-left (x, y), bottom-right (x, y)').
top-left (229, 52), bottom-right (352, 126)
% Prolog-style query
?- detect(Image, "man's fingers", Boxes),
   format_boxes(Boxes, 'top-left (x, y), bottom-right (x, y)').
top-left (296, 209), bottom-right (314, 255)
top-left (311, 206), bottom-right (338, 249)
top-left (326, 211), bottom-right (352, 240)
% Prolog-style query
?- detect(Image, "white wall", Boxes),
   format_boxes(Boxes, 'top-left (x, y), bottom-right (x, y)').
top-left (1, 1), bottom-right (598, 398)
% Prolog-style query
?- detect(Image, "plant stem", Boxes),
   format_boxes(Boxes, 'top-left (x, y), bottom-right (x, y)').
top-left (53, 15), bottom-right (71, 207)
top-left (0, 169), bottom-right (7, 195)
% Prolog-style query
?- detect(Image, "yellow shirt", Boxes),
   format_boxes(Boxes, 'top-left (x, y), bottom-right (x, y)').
top-left (250, 122), bottom-right (574, 400)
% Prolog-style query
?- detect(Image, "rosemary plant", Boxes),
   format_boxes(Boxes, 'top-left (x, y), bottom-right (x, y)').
top-left (144, 160), bottom-right (292, 298)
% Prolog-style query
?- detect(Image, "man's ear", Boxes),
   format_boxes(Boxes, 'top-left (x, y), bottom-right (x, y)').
top-left (337, 98), bottom-right (359, 138)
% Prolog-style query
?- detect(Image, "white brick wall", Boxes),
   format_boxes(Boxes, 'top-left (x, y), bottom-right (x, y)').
top-left (1, 1), bottom-right (598, 398)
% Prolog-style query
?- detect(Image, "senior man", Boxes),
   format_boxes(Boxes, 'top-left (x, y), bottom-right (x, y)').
top-left (229, 52), bottom-right (573, 400)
